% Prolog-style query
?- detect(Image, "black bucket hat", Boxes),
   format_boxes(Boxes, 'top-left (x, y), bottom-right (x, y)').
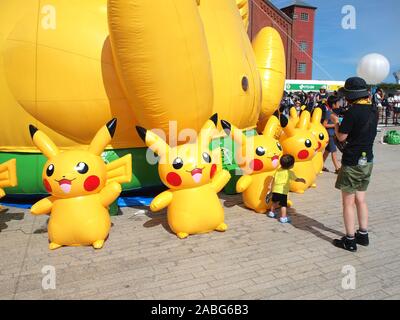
top-left (343, 77), bottom-right (369, 100)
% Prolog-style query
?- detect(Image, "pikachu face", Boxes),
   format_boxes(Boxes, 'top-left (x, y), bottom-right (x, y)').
top-left (279, 114), bottom-right (318, 162)
top-left (41, 151), bottom-right (107, 198)
top-left (30, 119), bottom-right (117, 199)
top-left (137, 114), bottom-right (219, 190)
top-left (309, 107), bottom-right (329, 152)
top-left (221, 114), bottom-right (283, 175)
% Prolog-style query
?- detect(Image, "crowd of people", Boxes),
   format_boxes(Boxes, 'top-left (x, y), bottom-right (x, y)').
top-left (274, 78), bottom-right (379, 252)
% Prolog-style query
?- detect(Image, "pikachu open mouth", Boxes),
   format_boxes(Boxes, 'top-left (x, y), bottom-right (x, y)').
top-left (190, 168), bottom-right (203, 184)
top-left (57, 178), bottom-right (75, 194)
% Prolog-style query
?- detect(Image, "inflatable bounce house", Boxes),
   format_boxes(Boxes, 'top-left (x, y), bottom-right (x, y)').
top-left (0, 0), bottom-right (286, 200)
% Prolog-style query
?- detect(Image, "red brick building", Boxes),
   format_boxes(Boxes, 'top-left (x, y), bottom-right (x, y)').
top-left (249, 0), bottom-right (317, 80)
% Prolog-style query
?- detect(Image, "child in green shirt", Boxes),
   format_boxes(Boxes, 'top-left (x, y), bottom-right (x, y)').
top-left (267, 155), bottom-right (305, 223)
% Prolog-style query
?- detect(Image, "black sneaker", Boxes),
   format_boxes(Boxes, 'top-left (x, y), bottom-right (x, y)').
top-left (355, 230), bottom-right (369, 246)
top-left (333, 236), bottom-right (357, 252)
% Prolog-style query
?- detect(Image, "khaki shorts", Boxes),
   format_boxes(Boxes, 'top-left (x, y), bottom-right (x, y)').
top-left (335, 163), bottom-right (373, 193)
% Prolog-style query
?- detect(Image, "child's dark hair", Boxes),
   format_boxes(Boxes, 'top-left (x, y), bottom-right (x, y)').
top-left (280, 154), bottom-right (295, 169)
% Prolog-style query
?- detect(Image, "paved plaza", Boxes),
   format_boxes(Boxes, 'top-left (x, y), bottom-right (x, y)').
top-left (1, 128), bottom-right (399, 300)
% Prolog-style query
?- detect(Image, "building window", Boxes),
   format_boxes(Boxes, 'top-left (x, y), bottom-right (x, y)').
top-left (299, 41), bottom-right (308, 52)
top-left (298, 62), bottom-right (306, 74)
top-left (300, 12), bottom-right (309, 21)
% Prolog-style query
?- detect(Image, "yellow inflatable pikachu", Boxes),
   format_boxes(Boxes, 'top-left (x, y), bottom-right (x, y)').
top-left (221, 113), bottom-right (283, 213)
top-left (279, 114), bottom-right (318, 193)
top-left (309, 107), bottom-right (329, 175)
top-left (30, 119), bottom-right (132, 250)
top-left (0, 159), bottom-right (18, 210)
top-left (136, 114), bottom-right (231, 239)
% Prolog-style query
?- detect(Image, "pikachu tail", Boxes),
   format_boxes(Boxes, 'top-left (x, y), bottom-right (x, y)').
top-left (0, 159), bottom-right (18, 189)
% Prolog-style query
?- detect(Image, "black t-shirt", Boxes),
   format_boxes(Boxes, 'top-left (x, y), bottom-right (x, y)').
top-left (339, 104), bottom-right (377, 166)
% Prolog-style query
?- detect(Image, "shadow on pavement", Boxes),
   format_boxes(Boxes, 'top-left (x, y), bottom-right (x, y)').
top-left (142, 209), bottom-right (174, 235)
top-left (290, 210), bottom-right (344, 243)
top-left (0, 209), bottom-right (24, 232)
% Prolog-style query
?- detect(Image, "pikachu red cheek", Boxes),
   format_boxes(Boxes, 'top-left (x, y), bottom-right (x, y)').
top-left (43, 179), bottom-right (52, 193)
top-left (298, 149), bottom-right (309, 160)
top-left (210, 164), bottom-right (217, 179)
top-left (166, 172), bottom-right (182, 187)
top-left (249, 159), bottom-right (263, 171)
top-left (84, 175), bottom-right (100, 192)
top-left (317, 141), bottom-right (322, 150)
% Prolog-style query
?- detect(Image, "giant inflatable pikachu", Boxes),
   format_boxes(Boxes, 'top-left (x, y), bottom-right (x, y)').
top-left (0, 159), bottom-right (18, 210)
top-left (0, 0), bottom-right (285, 195)
top-left (279, 114), bottom-right (318, 193)
top-left (221, 114), bottom-right (283, 213)
top-left (30, 119), bottom-right (132, 250)
top-left (136, 114), bottom-right (231, 239)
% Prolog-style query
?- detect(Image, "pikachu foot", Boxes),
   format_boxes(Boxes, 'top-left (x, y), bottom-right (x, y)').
top-left (311, 183), bottom-right (317, 188)
top-left (294, 190), bottom-right (305, 194)
top-left (49, 242), bottom-right (62, 250)
top-left (287, 200), bottom-right (293, 207)
top-left (92, 240), bottom-right (105, 249)
top-left (177, 232), bottom-right (189, 239)
top-left (215, 223), bottom-right (228, 232)
top-left (255, 209), bottom-right (267, 214)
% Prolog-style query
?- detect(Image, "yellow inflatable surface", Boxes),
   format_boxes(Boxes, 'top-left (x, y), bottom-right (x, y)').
top-left (197, 0), bottom-right (261, 130)
top-left (221, 114), bottom-right (283, 213)
top-left (279, 114), bottom-right (318, 193)
top-left (137, 114), bottom-right (231, 239)
top-left (252, 27), bottom-right (286, 131)
top-left (0, 159), bottom-right (18, 205)
top-left (30, 119), bottom-right (132, 250)
top-left (309, 107), bottom-right (329, 175)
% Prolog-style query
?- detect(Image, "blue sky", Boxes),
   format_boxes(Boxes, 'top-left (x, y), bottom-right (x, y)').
top-left (270, 0), bottom-right (399, 82)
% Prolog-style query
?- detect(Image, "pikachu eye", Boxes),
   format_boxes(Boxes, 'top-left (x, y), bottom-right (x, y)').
top-left (75, 162), bottom-right (89, 174)
top-left (256, 146), bottom-right (265, 156)
top-left (305, 139), bottom-right (312, 148)
top-left (172, 157), bottom-right (184, 170)
top-left (319, 133), bottom-right (325, 140)
top-left (46, 164), bottom-right (55, 177)
top-left (202, 152), bottom-right (211, 163)
top-left (276, 142), bottom-right (282, 151)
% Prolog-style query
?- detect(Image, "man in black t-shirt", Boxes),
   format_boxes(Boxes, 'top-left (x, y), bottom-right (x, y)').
top-left (331, 77), bottom-right (377, 252)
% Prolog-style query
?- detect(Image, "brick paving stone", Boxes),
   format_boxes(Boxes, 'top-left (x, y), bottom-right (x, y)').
top-left (0, 130), bottom-right (399, 299)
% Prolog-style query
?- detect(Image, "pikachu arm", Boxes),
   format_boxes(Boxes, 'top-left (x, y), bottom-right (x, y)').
top-left (31, 196), bottom-right (55, 215)
top-left (210, 169), bottom-right (231, 193)
top-left (100, 181), bottom-right (122, 207)
top-left (150, 190), bottom-right (173, 212)
top-left (0, 188), bottom-right (5, 199)
top-left (236, 175), bottom-right (253, 193)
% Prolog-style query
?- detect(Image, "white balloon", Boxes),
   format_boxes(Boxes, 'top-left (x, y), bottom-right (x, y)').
top-left (357, 53), bottom-right (390, 84)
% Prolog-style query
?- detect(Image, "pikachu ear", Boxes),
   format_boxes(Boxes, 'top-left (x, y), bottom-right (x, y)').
top-left (312, 107), bottom-right (323, 125)
top-left (136, 126), bottom-right (170, 157)
top-left (297, 110), bottom-right (311, 130)
top-left (106, 154), bottom-right (132, 185)
top-left (289, 107), bottom-right (299, 126)
top-left (0, 159), bottom-right (17, 188)
top-left (88, 118), bottom-right (117, 155)
top-left (199, 113), bottom-right (218, 148)
top-left (29, 125), bottom-right (59, 159)
top-left (279, 114), bottom-right (296, 137)
top-left (263, 112), bottom-right (280, 138)
top-left (220, 119), bottom-right (246, 148)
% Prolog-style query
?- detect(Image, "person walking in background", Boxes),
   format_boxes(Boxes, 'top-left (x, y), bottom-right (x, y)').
top-left (332, 77), bottom-right (378, 252)
top-left (372, 87), bottom-right (384, 124)
top-left (322, 95), bottom-right (341, 174)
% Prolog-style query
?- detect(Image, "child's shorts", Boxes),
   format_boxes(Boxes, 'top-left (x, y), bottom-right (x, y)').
top-left (272, 192), bottom-right (288, 207)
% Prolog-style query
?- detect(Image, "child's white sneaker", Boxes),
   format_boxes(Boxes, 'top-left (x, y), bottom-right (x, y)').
top-left (279, 216), bottom-right (291, 223)
top-left (267, 211), bottom-right (276, 218)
